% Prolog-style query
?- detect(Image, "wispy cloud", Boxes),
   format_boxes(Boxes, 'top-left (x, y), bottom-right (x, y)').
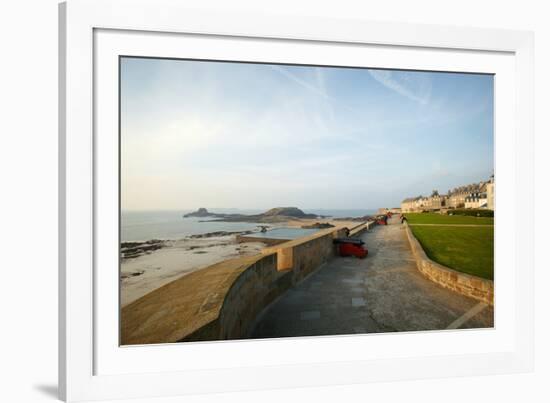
top-left (314, 67), bottom-right (335, 124)
top-left (368, 70), bottom-right (432, 105)
top-left (270, 65), bottom-right (359, 116)
top-left (270, 65), bottom-right (331, 100)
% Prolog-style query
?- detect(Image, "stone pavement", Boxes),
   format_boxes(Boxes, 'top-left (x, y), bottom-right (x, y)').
top-left (250, 216), bottom-right (494, 339)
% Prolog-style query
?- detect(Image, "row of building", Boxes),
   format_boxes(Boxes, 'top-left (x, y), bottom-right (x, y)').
top-left (401, 176), bottom-right (495, 213)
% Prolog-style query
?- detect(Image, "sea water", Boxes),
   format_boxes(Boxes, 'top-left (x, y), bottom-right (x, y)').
top-left (121, 209), bottom-right (377, 242)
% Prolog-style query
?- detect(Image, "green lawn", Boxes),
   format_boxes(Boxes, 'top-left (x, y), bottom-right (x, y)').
top-left (405, 213), bottom-right (494, 225)
top-left (410, 225), bottom-right (494, 280)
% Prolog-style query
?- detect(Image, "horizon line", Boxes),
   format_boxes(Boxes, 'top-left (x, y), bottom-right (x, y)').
top-left (120, 207), bottom-right (388, 212)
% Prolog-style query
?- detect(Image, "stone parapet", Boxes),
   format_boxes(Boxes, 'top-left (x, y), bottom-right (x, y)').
top-left (404, 223), bottom-right (494, 305)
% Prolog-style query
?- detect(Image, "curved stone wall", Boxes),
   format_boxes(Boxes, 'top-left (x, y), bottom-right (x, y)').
top-left (183, 252), bottom-right (290, 342)
top-left (404, 223), bottom-right (494, 305)
top-left (121, 253), bottom-right (281, 345)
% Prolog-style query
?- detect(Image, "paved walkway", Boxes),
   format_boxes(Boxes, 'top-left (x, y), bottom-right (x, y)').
top-left (250, 216), bottom-right (493, 339)
top-left (408, 223), bottom-right (493, 227)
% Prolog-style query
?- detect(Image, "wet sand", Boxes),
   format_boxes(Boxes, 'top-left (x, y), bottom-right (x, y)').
top-left (121, 236), bottom-right (265, 306)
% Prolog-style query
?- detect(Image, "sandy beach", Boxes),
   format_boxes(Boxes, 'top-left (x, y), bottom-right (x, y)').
top-left (121, 235), bottom-right (266, 306)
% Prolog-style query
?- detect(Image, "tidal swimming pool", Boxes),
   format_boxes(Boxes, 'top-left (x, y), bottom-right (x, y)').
top-left (249, 227), bottom-right (319, 240)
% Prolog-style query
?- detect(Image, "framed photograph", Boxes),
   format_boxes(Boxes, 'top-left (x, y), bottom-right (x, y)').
top-left (59, 0), bottom-right (534, 401)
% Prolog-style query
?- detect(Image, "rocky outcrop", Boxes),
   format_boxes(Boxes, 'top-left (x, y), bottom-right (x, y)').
top-left (189, 230), bottom-right (253, 239)
top-left (183, 208), bottom-right (216, 218)
top-left (262, 207), bottom-right (318, 219)
top-left (121, 240), bottom-right (166, 259)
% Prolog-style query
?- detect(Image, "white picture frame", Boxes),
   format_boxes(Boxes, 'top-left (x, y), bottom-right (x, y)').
top-left (59, 0), bottom-right (534, 401)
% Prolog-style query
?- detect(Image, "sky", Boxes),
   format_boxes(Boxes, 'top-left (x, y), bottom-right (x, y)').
top-left (120, 57), bottom-right (494, 211)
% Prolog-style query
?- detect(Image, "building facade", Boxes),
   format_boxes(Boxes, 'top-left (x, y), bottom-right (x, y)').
top-left (464, 191), bottom-right (488, 209)
top-left (401, 176), bottom-right (494, 213)
top-left (486, 176), bottom-right (495, 210)
top-left (401, 193), bottom-right (446, 213)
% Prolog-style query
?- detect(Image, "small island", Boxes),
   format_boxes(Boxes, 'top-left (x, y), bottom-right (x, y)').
top-left (183, 206), bottom-right (322, 223)
top-left (183, 208), bottom-right (217, 218)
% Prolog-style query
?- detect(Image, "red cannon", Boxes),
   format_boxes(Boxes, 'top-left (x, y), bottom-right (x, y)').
top-left (333, 237), bottom-right (368, 259)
